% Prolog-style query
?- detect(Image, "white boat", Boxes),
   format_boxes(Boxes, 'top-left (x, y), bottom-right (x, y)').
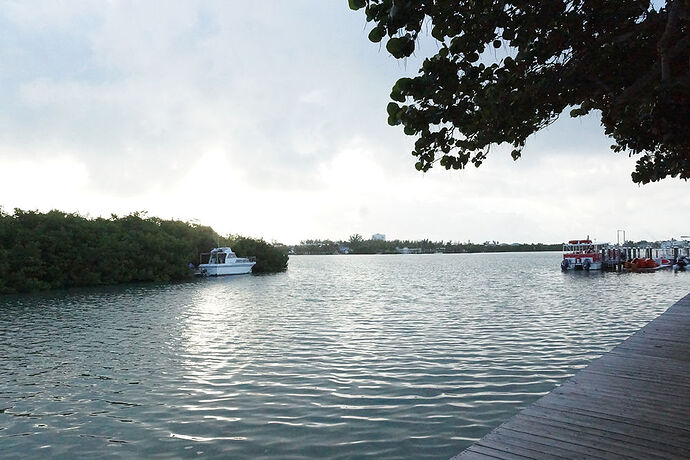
top-left (561, 239), bottom-right (603, 270)
top-left (197, 247), bottom-right (255, 276)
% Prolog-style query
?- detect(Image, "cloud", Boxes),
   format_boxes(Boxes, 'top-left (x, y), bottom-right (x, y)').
top-left (0, 1), bottom-right (406, 194)
top-left (0, 2), bottom-right (687, 244)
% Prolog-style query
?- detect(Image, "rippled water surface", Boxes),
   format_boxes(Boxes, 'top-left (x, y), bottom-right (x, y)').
top-left (2, 252), bottom-right (689, 459)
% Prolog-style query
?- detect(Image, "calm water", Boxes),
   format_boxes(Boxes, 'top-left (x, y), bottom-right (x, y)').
top-left (1, 252), bottom-right (689, 459)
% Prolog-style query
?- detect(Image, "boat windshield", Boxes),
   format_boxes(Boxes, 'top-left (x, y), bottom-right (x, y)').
top-left (209, 252), bottom-right (227, 264)
top-left (563, 243), bottom-right (598, 253)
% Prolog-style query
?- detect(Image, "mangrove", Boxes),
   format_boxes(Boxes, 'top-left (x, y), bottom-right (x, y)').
top-left (0, 208), bottom-right (289, 294)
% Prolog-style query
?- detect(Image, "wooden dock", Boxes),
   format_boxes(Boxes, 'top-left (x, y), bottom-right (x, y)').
top-left (452, 293), bottom-right (690, 459)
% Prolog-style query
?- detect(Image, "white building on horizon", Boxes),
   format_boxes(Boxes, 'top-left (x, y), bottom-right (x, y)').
top-left (372, 233), bottom-right (386, 241)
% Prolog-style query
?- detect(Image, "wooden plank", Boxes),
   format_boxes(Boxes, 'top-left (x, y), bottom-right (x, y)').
top-left (485, 426), bottom-right (623, 459)
top-left (455, 444), bottom-right (534, 460)
top-left (535, 394), bottom-right (690, 433)
top-left (613, 334), bottom-right (690, 354)
top-left (632, 330), bottom-right (690, 345)
top-left (639, 318), bottom-right (690, 332)
top-left (587, 354), bottom-right (690, 385)
top-left (500, 416), bottom-right (669, 460)
top-left (530, 400), bottom-right (690, 441)
top-left (625, 330), bottom-right (690, 346)
top-left (613, 343), bottom-right (690, 361)
top-left (515, 412), bottom-right (686, 457)
top-left (519, 405), bottom-right (690, 451)
top-left (577, 365), bottom-right (690, 392)
top-left (582, 366), bottom-right (690, 389)
top-left (627, 324), bottom-right (690, 340)
top-left (568, 372), bottom-right (690, 404)
top-left (452, 293), bottom-right (690, 459)
top-left (540, 388), bottom-right (690, 428)
top-left (478, 430), bottom-right (604, 459)
top-left (454, 435), bottom-right (571, 460)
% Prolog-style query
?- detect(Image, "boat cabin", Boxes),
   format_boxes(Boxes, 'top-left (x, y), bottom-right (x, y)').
top-left (200, 247), bottom-right (241, 265)
top-left (563, 239), bottom-right (600, 254)
top-left (196, 247), bottom-right (256, 276)
top-left (562, 239), bottom-right (603, 270)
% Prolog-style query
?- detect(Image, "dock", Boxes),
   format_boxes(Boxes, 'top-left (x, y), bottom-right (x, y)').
top-left (452, 293), bottom-right (690, 459)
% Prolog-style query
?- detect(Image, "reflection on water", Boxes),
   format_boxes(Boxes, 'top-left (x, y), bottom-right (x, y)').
top-left (1, 253), bottom-right (689, 459)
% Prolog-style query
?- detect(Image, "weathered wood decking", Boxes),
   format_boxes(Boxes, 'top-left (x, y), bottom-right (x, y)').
top-left (453, 292), bottom-right (690, 460)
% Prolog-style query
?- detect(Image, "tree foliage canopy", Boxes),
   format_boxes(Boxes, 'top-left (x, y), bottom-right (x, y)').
top-left (295, 236), bottom-right (560, 254)
top-left (350, 0), bottom-right (690, 183)
top-left (0, 208), bottom-right (288, 294)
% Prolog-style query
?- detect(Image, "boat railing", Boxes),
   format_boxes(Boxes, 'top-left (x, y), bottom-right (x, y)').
top-left (199, 252), bottom-right (256, 264)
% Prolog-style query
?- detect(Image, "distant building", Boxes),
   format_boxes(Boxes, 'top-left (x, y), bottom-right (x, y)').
top-left (372, 233), bottom-right (386, 241)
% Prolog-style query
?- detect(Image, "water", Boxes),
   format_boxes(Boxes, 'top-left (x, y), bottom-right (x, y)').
top-left (1, 252), bottom-right (688, 459)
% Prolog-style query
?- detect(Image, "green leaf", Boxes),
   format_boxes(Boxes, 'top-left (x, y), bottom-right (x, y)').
top-left (368, 26), bottom-right (384, 43)
top-left (390, 89), bottom-right (405, 102)
top-left (386, 36), bottom-right (415, 58)
top-left (386, 102), bottom-right (400, 116)
top-left (395, 77), bottom-right (412, 92)
top-left (431, 26), bottom-right (445, 41)
top-left (348, 0), bottom-right (365, 10)
top-left (353, 0), bottom-right (690, 183)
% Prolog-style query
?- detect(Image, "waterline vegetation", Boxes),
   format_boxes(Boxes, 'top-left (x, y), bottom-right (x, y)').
top-left (0, 208), bottom-right (289, 294)
top-left (295, 235), bottom-right (560, 255)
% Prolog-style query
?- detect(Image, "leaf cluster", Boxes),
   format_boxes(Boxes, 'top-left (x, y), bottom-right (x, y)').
top-left (352, 0), bottom-right (690, 183)
top-left (225, 235), bottom-right (289, 273)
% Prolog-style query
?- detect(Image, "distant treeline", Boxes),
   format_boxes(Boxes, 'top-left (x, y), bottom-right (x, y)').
top-left (0, 208), bottom-right (288, 294)
top-left (295, 235), bottom-right (561, 255)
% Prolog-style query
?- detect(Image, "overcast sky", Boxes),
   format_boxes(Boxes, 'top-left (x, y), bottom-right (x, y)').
top-left (1, 1), bottom-right (688, 245)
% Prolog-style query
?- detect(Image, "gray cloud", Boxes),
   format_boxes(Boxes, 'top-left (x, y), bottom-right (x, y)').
top-left (0, 1), bottom-right (411, 195)
top-left (0, 2), bottom-right (687, 243)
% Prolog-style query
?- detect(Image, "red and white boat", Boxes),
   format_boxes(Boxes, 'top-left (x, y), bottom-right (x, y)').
top-left (561, 239), bottom-right (602, 270)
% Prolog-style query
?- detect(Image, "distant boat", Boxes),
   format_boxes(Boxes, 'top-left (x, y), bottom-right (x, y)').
top-left (197, 247), bottom-right (255, 276)
top-left (561, 239), bottom-right (602, 270)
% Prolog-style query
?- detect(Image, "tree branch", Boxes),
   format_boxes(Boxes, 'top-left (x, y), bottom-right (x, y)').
top-left (659, 0), bottom-right (681, 81)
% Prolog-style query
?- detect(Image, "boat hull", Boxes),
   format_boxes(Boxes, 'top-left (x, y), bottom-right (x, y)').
top-left (563, 262), bottom-right (602, 271)
top-left (198, 262), bottom-right (255, 276)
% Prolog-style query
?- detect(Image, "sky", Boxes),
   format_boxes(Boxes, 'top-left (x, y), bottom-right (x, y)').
top-left (0, 1), bottom-right (688, 245)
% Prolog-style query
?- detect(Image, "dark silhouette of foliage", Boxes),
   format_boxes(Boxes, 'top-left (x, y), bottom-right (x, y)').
top-left (293, 237), bottom-right (560, 255)
top-left (351, 1), bottom-right (690, 183)
top-left (0, 208), bottom-right (288, 294)
top-left (225, 235), bottom-right (289, 273)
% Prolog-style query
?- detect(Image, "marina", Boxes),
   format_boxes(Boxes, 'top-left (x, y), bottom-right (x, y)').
top-left (561, 236), bottom-right (690, 272)
top-left (454, 292), bottom-right (690, 459)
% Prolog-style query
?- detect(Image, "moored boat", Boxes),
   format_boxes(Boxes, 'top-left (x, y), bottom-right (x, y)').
top-left (561, 239), bottom-right (602, 270)
top-left (624, 256), bottom-right (674, 272)
top-left (197, 247), bottom-right (255, 276)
